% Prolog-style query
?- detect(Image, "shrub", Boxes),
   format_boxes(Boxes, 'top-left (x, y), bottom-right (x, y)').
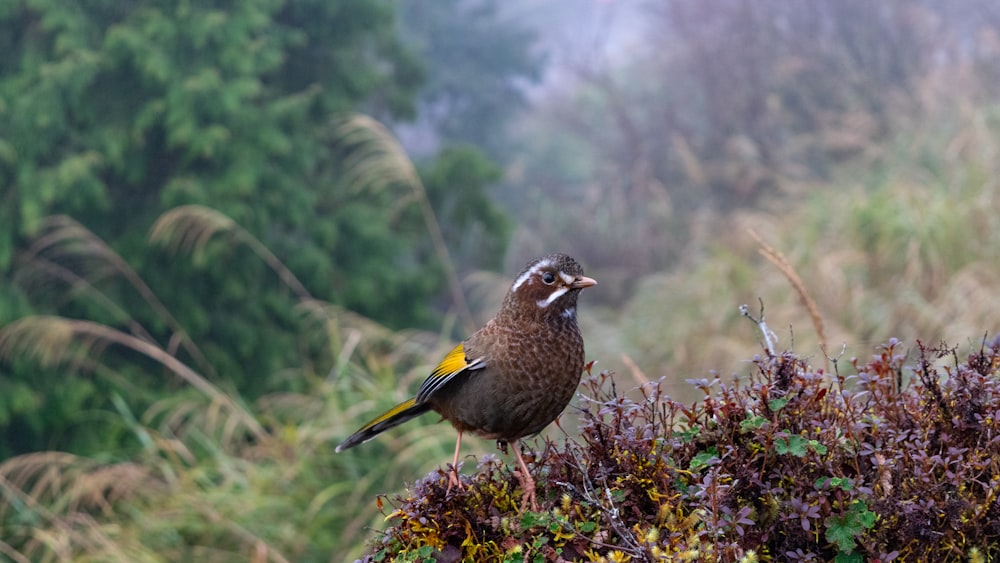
top-left (365, 337), bottom-right (1000, 561)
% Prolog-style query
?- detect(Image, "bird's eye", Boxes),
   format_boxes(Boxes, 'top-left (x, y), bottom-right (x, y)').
top-left (541, 272), bottom-right (556, 285)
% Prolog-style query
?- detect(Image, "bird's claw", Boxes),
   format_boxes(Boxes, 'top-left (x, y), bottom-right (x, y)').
top-left (520, 488), bottom-right (539, 513)
top-left (445, 464), bottom-right (464, 494)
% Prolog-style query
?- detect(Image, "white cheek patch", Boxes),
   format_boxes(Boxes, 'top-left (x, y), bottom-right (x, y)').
top-left (536, 287), bottom-right (569, 308)
top-left (512, 259), bottom-right (553, 292)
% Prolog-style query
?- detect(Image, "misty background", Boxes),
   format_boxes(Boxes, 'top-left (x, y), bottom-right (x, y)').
top-left (2, 0), bottom-right (1000, 559)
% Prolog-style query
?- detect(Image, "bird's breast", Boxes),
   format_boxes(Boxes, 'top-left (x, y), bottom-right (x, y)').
top-left (429, 320), bottom-right (585, 441)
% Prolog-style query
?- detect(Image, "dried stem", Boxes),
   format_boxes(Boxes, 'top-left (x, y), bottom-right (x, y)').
top-left (749, 229), bottom-right (828, 370)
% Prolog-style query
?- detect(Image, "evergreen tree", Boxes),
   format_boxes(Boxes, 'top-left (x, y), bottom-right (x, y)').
top-left (0, 0), bottom-right (509, 457)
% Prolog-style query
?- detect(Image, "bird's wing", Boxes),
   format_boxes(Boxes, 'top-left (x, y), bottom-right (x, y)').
top-left (415, 342), bottom-right (487, 403)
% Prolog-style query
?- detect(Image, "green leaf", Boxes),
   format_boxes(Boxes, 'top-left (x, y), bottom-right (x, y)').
top-left (689, 446), bottom-right (720, 470)
top-left (521, 511), bottom-right (542, 528)
top-left (815, 477), bottom-right (854, 491)
top-left (740, 415), bottom-right (767, 432)
top-left (768, 397), bottom-right (789, 411)
top-left (675, 427), bottom-right (700, 443)
top-left (825, 512), bottom-right (862, 552)
top-left (854, 504), bottom-right (876, 528)
top-left (775, 434), bottom-right (808, 457)
top-left (808, 440), bottom-right (828, 455)
top-left (824, 500), bottom-right (875, 553)
top-left (776, 433), bottom-right (828, 457)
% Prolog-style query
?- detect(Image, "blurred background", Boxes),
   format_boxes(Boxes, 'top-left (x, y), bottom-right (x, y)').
top-left (2, 0), bottom-right (1000, 560)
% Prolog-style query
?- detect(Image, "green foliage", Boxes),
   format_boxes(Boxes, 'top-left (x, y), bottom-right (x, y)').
top-left (0, 0), bottom-right (515, 457)
top-left (0, 276), bottom-right (466, 560)
top-left (418, 146), bottom-right (510, 273)
top-left (3, 2), bottom-right (1000, 560)
top-left (0, 0), bottom-right (411, 452)
top-left (688, 446), bottom-right (720, 471)
top-left (774, 433), bottom-right (827, 458)
top-left (824, 500), bottom-right (875, 554)
top-left (2, 0), bottom-right (417, 238)
top-left (399, 0), bottom-right (542, 161)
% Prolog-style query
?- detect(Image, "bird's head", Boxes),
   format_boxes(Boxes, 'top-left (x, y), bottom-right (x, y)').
top-left (501, 253), bottom-right (596, 322)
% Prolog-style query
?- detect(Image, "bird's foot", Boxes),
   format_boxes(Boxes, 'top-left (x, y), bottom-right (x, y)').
top-left (445, 464), bottom-right (464, 494)
top-left (515, 471), bottom-right (539, 512)
top-left (507, 441), bottom-right (540, 512)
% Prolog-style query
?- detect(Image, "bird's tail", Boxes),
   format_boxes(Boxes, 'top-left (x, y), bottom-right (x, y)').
top-left (335, 398), bottom-right (431, 452)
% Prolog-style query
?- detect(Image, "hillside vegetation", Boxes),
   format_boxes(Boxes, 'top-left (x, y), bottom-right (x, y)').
top-left (1, 105), bottom-right (999, 559)
top-left (2, 1), bottom-right (1000, 561)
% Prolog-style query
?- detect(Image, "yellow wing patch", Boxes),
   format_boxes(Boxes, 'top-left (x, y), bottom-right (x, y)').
top-left (415, 343), bottom-right (486, 403)
top-left (336, 343), bottom-right (485, 452)
top-left (429, 343), bottom-right (468, 380)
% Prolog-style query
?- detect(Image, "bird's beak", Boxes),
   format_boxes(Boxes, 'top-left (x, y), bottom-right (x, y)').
top-left (571, 275), bottom-right (597, 289)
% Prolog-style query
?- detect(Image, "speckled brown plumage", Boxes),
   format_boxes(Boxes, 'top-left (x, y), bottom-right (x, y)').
top-left (336, 253), bottom-right (596, 511)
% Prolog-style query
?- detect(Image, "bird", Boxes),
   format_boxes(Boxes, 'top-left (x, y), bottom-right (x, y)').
top-left (336, 253), bottom-right (596, 511)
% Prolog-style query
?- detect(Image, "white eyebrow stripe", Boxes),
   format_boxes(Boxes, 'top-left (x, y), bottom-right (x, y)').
top-left (537, 287), bottom-right (569, 308)
top-left (559, 272), bottom-right (574, 284)
top-left (512, 259), bottom-right (553, 292)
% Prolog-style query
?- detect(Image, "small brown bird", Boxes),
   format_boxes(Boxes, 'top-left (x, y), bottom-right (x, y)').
top-left (336, 253), bottom-right (596, 511)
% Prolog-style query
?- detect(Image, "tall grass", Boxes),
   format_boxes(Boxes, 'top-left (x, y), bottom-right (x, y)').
top-left (0, 372), bottom-right (462, 561)
top-left (605, 99), bottom-right (1000, 398)
top-left (0, 115), bottom-right (480, 560)
top-left (0, 206), bottom-right (472, 560)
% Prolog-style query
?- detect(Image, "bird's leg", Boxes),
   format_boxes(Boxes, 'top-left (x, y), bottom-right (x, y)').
top-left (446, 430), bottom-right (464, 493)
top-left (510, 441), bottom-right (539, 512)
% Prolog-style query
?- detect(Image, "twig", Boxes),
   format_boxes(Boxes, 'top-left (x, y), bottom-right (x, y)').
top-left (740, 299), bottom-right (778, 357)
top-left (748, 229), bottom-right (828, 371)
